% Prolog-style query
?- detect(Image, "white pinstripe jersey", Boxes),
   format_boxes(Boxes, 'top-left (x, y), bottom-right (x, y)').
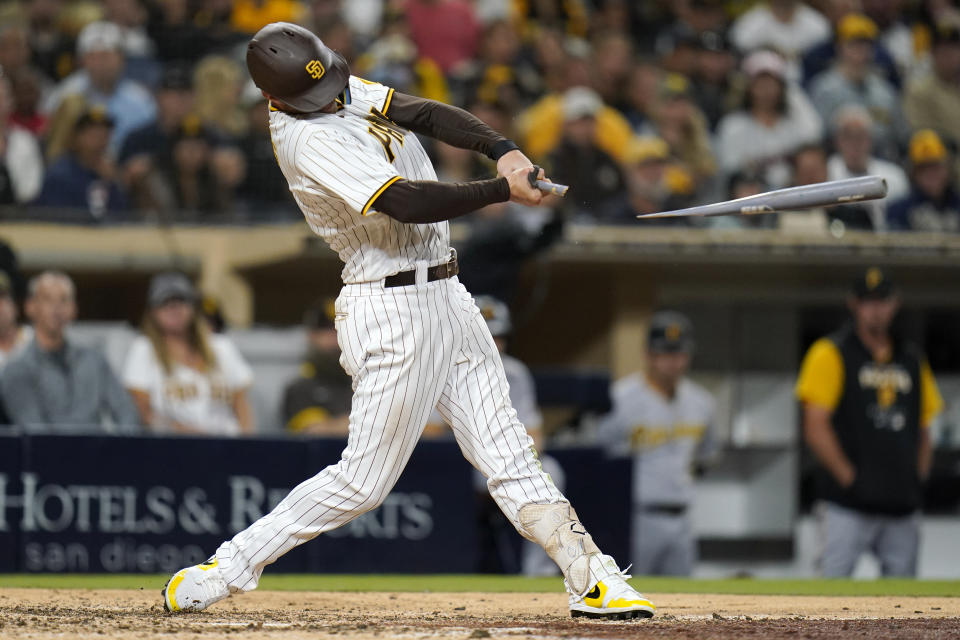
top-left (269, 76), bottom-right (450, 283)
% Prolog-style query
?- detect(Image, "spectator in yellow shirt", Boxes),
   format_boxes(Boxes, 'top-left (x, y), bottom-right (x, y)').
top-left (230, 0), bottom-right (306, 35)
top-left (514, 44), bottom-right (634, 163)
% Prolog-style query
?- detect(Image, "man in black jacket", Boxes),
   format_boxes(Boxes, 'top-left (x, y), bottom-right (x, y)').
top-left (796, 268), bottom-right (942, 576)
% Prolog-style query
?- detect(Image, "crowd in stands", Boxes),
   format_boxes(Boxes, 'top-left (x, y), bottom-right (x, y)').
top-left (0, 245), bottom-right (357, 436)
top-left (0, 268), bottom-right (261, 434)
top-left (0, 0), bottom-right (953, 232)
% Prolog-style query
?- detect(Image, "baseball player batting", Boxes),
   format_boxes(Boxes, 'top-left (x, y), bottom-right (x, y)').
top-left (161, 23), bottom-right (654, 620)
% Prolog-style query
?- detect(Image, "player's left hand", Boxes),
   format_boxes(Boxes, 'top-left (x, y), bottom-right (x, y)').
top-left (497, 149), bottom-right (534, 178)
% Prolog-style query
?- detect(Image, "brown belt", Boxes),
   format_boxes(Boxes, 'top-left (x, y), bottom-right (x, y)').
top-left (384, 255), bottom-right (459, 288)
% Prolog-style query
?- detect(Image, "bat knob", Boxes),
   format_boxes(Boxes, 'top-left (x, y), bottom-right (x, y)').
top-left (528, 165), bottom-right (541, 189)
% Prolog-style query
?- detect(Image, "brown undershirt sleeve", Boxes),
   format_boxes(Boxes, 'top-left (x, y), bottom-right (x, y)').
top-left (369, 92), bottom-right (519, 223)
top-left (373, 177), bottom-right (510, 224)
top-left (385, 92), bottom-right (519, 160)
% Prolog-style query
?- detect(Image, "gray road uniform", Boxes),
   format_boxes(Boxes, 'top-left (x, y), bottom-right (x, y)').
top-left (597, 373), bottom-right (717, 575)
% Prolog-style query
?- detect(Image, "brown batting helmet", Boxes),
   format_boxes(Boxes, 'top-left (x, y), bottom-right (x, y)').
top-left (246, 22), bottom-right (350, 113)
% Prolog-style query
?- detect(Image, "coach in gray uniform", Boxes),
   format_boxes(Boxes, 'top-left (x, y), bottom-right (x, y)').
top-left (597, 311), bottom-right (717, 576)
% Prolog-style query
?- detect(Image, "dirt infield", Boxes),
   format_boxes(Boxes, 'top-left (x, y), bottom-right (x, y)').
top-left (1, 589), bottom-right (958, 640)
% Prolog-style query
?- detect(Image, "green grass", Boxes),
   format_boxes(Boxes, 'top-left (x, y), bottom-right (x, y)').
top-left (0, 574), bottom-right (958, 597)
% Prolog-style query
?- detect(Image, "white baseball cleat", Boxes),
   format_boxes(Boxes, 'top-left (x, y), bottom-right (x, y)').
top-left (568, 554), bottom-right (655, 620)
top-left (162, 556), bottom-right (231, 613)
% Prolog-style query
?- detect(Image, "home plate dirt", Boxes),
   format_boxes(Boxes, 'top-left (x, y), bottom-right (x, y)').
top-left (1, 589), bottom-right (958, 640)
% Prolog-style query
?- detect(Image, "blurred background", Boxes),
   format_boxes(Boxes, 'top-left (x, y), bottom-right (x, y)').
top-left (0, 0), bottom-right (958, 581)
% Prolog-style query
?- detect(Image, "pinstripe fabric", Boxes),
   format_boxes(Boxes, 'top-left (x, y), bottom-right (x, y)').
top-left (214, 77), bottom-right (568, 593)
top-left (270, 76), bottom-right (449, 284)
top-left (216, 279), bottom-right (564, 590)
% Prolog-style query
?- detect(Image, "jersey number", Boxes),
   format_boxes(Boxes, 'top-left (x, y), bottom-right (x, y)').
top-left (366, 108), bottom-right (404, 163)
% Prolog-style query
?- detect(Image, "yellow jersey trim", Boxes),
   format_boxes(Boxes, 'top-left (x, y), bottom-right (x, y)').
top-left (361, 175), bottom-right (401, 216)
top-left (382, 88), bottom-right (396, 116)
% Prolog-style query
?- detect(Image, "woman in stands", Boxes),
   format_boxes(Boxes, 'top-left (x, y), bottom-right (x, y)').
top-left (715, 49), bottom-right (822, 189)
top-left (122, 272), bottom-right (255, 436)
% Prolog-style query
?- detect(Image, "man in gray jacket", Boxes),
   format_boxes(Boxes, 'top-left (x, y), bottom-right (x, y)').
top-left (1, 270), bottom-right (140, 433)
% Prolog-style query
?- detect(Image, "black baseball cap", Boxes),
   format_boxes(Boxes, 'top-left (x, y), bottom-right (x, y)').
top-left (475, 295), bottom-right (512, 337)
top-left (933, 22), bottom-right (960, 46)
top-left (698, 29), bottom-right (731, 53)
top-left (852, 267), bottom-right (895, 299)
top-left (160, 65), bottom-right (193, 91)
top-left (657, 23), bottom-right (700, 57)
top-left (660, 73), bottom-right (693, 100)
top-left (648, 311), bottom-right (694, 353)
top-left (148, 272), bottom-right (198, 307)
top-left (75, 106), bottom-right (114, 131)
top-left (173, 114), bottom-right (212, 143)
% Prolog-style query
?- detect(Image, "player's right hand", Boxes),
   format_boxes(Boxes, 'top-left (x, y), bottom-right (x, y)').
top-left (506, 166), bottom-right (544, 207)
top-left (497, 149), bottom-right (534, 178)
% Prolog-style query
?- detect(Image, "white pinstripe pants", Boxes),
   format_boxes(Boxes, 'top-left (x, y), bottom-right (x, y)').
top-left (217, 277), bottom-right (565, 591)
